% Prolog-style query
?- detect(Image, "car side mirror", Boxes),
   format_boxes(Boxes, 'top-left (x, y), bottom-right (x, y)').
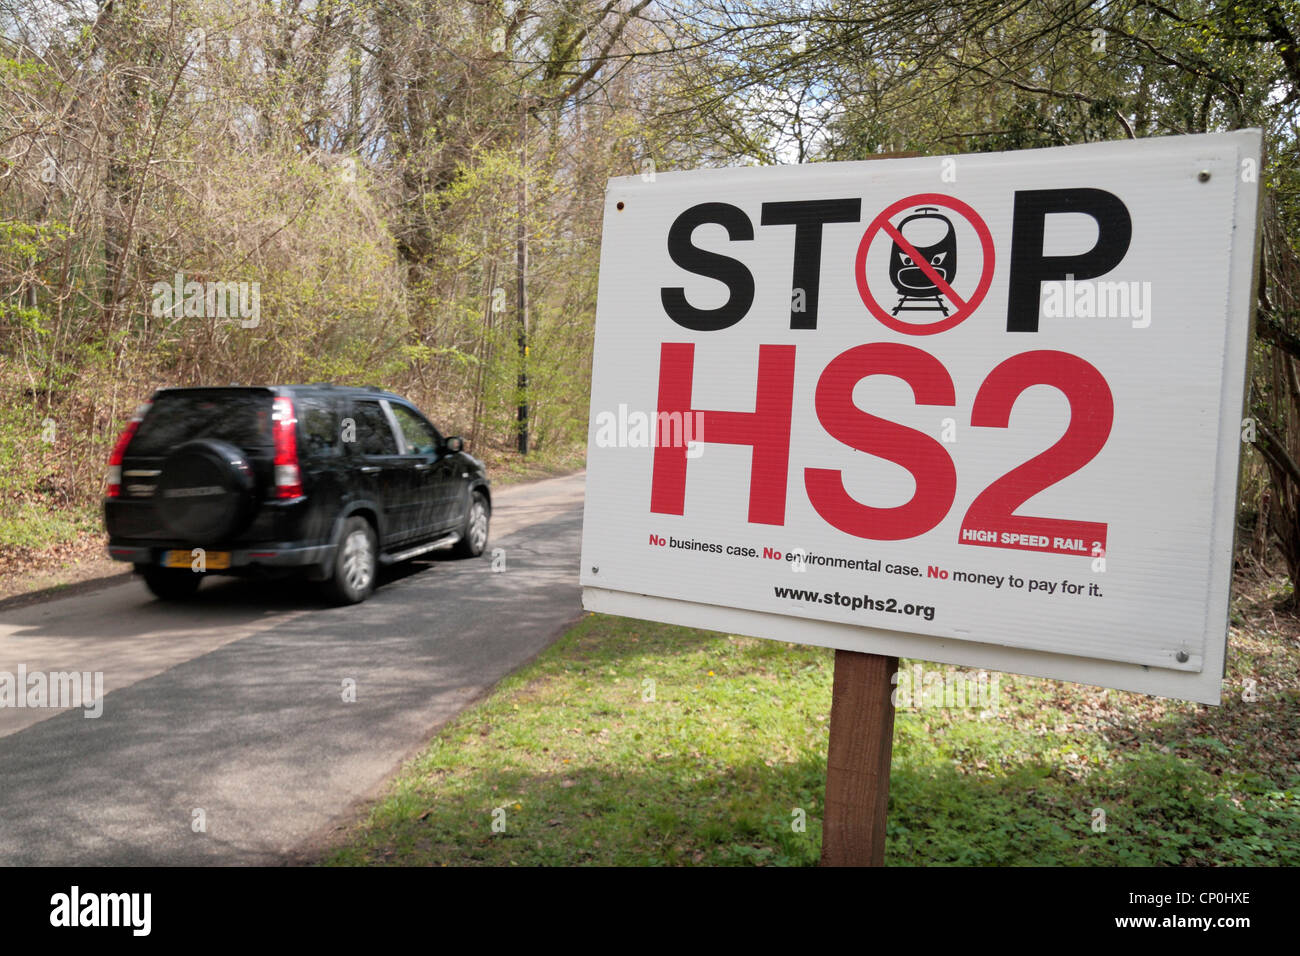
top-left (444, 436), bottom-right (464, 454)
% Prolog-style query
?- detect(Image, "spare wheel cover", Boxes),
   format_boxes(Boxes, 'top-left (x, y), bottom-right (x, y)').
top-left (156, 439), bottom-right (256, 541)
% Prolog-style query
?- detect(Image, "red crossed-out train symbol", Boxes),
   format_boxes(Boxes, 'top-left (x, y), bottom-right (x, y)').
top-left (855, 192), bottom-right (996, 335)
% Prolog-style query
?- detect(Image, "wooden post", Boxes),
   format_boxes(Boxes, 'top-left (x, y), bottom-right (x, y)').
top-left (816, 152), bottom-right (913, 867)
top-left (821, 650), bottom-right (898, 866)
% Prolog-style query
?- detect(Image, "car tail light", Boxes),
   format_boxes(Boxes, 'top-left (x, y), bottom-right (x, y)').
top-left (272, 396), bottom-right (302, 498)
top-left (105, 401), bottom-right (151, 497)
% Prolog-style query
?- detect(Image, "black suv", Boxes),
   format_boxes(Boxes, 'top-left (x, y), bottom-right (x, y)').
top-left (104, 385), bottom-right (491, 604)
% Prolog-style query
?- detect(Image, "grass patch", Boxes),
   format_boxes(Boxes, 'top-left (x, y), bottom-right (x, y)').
top-left (323, 587), bottom-right (1300, 866)
top-left (326, 617), bottom-right (831, 866)
top-left (0, 499), bottom-right (95, 550)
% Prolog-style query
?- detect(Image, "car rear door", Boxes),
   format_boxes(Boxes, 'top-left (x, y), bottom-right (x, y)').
top-left (346, 398), bottom-right (412, 549)
top-left (293, 393), bottom-right (346, 546)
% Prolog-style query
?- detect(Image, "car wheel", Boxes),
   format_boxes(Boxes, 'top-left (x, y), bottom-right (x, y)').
top-left (322, 516), bottom-right (377, 605)
top-left (454, 491), bottom-right (490, 558)
top-left (141, 565), bottom-right (203, 601)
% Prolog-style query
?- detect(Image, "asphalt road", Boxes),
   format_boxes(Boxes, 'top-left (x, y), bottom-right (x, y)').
top-left (0, 472), bottom-right (585, 865)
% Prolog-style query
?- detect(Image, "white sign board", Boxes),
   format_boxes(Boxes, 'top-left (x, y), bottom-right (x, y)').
top-left (581, 131), bottom-right (1262, 704)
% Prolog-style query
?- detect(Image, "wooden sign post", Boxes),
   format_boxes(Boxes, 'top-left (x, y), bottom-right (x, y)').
top-left (820, 150), bottom-right (909, 870)
top-left (821, 651), bottom-right (898, 866)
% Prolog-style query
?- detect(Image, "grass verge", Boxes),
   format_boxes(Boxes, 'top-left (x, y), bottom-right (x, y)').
top-left (322, 580), bottom-right (1300, 866)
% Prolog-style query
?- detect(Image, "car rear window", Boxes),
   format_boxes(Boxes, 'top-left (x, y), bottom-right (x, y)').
top-left (298, 396), bottom-right (339, 457)
top-left (350, 400), bottom-right (398, 455)
top-left (130, 390), bottom-right (274, 455)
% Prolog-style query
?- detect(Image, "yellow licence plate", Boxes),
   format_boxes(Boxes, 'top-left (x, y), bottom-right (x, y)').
top-left (163, 550), bottom-right (230, 570)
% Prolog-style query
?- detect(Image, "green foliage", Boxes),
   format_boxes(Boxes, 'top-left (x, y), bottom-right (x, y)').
top-left (0, 0), bottom-right (667, 540)
top-left (0, 398), bottom-right (97, 549)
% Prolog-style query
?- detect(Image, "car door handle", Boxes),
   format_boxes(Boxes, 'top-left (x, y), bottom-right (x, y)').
top-left (359, 465), bottom-right (381, 474)
top-left (414, 462), bottom-right (431, 471)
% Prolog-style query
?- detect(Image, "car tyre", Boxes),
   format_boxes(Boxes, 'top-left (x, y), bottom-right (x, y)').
top-left (141, 564), bottom-right (203, 601)
top-left (453, 491), bottom-right (490, 558)
top-left (322, 516), bottom-right (377, 605)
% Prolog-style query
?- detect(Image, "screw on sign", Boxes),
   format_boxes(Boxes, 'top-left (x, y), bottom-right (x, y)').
top-left (855, 192), bottom-right (996, 335)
